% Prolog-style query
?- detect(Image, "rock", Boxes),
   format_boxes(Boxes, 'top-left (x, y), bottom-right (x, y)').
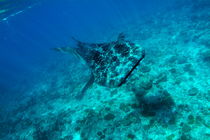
top-left (201, 49), bottom-right (210, 62)
top-left (100, 135), bottom-right (105, 139)
top-left (179, 134), bottom-right (191, 140)
top-left (127, 133), bottom-right (135, 139)
top-left (140, 78), bottom-right (153, 90)
top-left (63, 135), bottom-right (73, 140)
top-left (188, 87), bottom-right (199, 96)
top-left (131, 75), bottom-right (153, 97)
top-left (188, 115), bottom-right (195, 124)
top-left (169, 68), bottom-right (177, 74)
top-left (177, 56), bottom-right (188, 64)
top-left (140, 65), bottom-right (151, 73)
top-left (97, 131), bottom-right (103, 136)
top-left (167, 56), bottom-right (177, 63)
top-left (121, 112), bottom-right (140, 126)
top-left (166, 134), bottom-right (175, 140)
top-left (182, 124), bottom-right (191, 133)
top-left (104, 113), bottom-right (115, 121)
top-left (119, 103), bottom-right (130, 112)
top-left (155, 73), bottom-right (168, 84)
top-left (133, 88), bottom-right (148, 99)
top-left (183, 64), bottom-right (196, 75)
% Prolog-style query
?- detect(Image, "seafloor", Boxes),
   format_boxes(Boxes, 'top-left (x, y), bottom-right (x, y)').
top-left (0, 1), bottom-right (210, 140)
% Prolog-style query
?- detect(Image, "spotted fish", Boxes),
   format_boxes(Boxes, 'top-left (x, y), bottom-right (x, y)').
top-left (53, 33), bottom-right (145, 99)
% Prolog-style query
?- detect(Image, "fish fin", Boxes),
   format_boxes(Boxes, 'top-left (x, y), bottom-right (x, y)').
top-left (71, 37), bottom-right (85, 48)
top-left (51, 47), bottom-right (74, 54)
top-left (71, 37), bottom-right (80, 44)
top-left (75, 72), bottom-right (95, 100)
top-left (52, 47), bottom-right (86, 65)
top-left (51, 47), bottom-right (66, 53)
top-left (72, 36), bottom-right (95, 49)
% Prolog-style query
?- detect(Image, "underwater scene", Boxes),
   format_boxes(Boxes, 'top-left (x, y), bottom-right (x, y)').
top-left (0, 0), bottom-right (210, 139)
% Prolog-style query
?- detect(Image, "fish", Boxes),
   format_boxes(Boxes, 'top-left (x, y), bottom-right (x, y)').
top-left (53, 33), bottom-right (145, 99)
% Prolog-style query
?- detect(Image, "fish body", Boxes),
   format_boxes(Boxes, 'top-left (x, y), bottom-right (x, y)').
top-left (54, 33), bottom-right (145, 99)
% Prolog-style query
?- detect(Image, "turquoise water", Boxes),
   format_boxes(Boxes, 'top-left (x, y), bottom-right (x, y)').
top-left (0, 0), bottom-right (209, 139)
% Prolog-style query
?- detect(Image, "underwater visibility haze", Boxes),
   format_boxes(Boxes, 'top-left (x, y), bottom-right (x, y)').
top-left (0, 0), bottom-right (210, 139)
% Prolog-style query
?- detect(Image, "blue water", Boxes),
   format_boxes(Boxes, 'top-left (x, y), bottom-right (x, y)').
top-left (0, 0), bottom-right (170, 104)
top-left (0, 0), bottom-right (209, 139)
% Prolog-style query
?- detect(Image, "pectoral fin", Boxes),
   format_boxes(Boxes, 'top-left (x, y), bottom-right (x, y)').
top-left (52, 47), bottom-right (87, 65)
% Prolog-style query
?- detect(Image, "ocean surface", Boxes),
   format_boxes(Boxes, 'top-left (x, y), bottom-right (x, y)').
top-left (0, 0), bottom-right (209, 139)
